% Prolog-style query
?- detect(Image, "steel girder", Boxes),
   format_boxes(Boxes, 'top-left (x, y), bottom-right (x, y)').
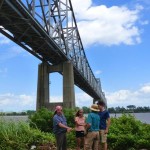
top-left (0, 0), bottom-right (106, 102)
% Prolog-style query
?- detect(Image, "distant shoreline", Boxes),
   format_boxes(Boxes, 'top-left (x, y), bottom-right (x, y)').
top-left (1, 112), bottom-right (150, 124)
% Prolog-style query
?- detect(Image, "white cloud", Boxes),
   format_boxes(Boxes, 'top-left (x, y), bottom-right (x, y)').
top-left (140, 20), bottom-right (149, 25)
top-left (56, 83), bottom-right (150, 108)
top-left (0, 1), bottom-right (145, 48)
top-left (0, 26), bottom-right (12, 45)
top-left (0, 93), bottom-right (36, 112)
top-left (0, 92), bottom-right (93, 111)
top-left (0, 46), bottom-right (26, 62)
top-left (71, 0), bottom-right (144, 46)
top-left (50, 96), bottom-right (63, 102)
top-left (1, 84), bottom-right (150, 112)
top-left (75, 93), bottom-right (92, 107)
top-left (95, 70), bottom-right (102, 75)
top-left (106, 84), bottom-right (150, 108)
top-left (50, 93), bottom-right (92, 108)
top-left (139, 83), bottom-right (150, 93)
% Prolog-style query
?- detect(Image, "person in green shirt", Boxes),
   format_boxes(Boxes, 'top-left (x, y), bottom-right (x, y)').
top-left (84, 104), bottom-right (100, 150)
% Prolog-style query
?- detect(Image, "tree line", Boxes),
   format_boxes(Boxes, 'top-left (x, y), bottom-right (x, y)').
top-left (108, 105), bottom-right (150, 113)
top-left (0, 110), bottom-right (35, 116)
top-left (0, 105), bottom-right (150, 116)
top-left (82, 105), bottom-right (150, 114)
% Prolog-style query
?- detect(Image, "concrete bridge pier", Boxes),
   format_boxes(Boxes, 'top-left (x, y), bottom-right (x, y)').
top-left (36, 61), bottom-right (75, 111)
top-left (36, 62), bottom-right (49, 110)
top-left (63, 61), bottom-right (75, 108)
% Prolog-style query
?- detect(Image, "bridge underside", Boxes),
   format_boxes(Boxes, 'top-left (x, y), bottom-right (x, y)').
top-left (0, 1), bottom-right (106, 107)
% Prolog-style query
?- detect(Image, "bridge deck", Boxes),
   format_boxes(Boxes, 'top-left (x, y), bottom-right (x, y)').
top-left (0, 0), bottom-right (104, 100)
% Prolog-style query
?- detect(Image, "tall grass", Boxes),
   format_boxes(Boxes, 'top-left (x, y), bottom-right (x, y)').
top-left (0, 119), bottom-right (55, 150)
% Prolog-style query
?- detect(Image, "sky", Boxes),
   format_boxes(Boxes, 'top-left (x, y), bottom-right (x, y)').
top-left (0, 0), bottom-right (150, 112)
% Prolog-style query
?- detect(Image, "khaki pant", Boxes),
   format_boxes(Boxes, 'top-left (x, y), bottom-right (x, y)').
top-left (84, 131), bottom-right (99, 150)
top-left (99, 130), bottom-right (107, 143)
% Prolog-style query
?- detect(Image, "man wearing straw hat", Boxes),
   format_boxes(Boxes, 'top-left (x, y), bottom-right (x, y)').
top-left (84, 104), bottom-right (100, 150)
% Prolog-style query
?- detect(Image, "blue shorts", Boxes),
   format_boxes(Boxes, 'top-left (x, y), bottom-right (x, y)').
top-left (76, 131), bottom-right (85, 138)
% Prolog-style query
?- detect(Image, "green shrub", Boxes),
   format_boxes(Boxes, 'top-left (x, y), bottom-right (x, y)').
top-left (63, 108), bottom-right (77, 127)
top-left (108, 114), bottom-right (150, 150)
top-left (29, 107), bottom-right (54, 132)
top-left (29, 107), bottom-right (77, 132)
top-left (66, 130), bottom-right (76, 149)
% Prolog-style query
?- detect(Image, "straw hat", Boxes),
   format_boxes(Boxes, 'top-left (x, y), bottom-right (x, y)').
top-left (90, 104), bottom-right (99, 112)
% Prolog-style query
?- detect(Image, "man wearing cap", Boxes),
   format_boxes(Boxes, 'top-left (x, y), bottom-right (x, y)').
top-left (53, 105), bottom-right (72, 150)
top-left (97, 101), bottom-right (110, 150)
top-left (84, 104), bottom-right (100, 150)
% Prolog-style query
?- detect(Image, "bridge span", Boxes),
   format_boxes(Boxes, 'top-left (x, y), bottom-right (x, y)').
top-left (0, 0), bottom-right (106, 110)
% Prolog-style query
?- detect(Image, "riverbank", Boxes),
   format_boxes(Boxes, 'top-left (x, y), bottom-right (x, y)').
top-left (1, 112), bottom-right (150, 124)
top-left (1, 113), bottom-right (150, 150)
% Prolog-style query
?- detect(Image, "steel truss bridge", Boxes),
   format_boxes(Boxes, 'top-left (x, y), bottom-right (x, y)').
top-left (0, 0), bottom-right (106, 104)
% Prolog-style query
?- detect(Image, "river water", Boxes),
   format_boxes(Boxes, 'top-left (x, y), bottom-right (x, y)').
top-left (0, 115), bottom-right (29, 122)
top-left (110, 112), bottom-right (150, 124)
top-left (0, 113), bottom-right (150, 124)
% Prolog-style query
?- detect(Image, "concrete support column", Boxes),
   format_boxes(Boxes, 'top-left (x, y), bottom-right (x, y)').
top-left (63, 61), bottom-right (75, 108)
top-left (36, 62), bottom-right (49, 110)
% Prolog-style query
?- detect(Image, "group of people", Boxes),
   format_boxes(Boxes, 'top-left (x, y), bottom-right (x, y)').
top-left (53, 101), bottom-right (110, 150)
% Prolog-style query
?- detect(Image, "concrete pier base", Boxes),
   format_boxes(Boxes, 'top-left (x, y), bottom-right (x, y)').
top-left (36, 61), bottom-right (75, 111)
